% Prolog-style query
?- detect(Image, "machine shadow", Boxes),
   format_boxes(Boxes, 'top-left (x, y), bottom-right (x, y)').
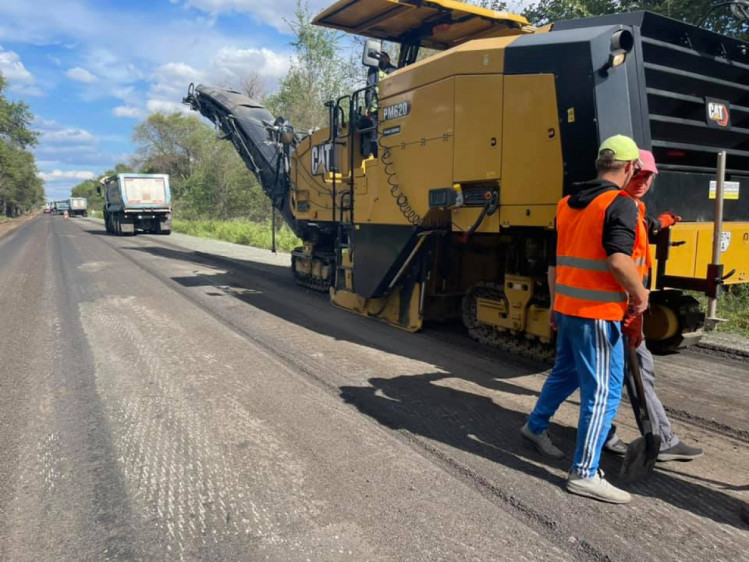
top-left (123, 244), bottom-right (546, 387)
top-left (123, 244), bottom-right (746, 529)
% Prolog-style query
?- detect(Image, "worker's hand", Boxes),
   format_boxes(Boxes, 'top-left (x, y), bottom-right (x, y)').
top-left (657, 211), bottom-right (682, 230)
top-left (622, 310), bottom-right (643, 349)
top-left (632, 288), bottom-right (649, 316)
top-left (549, 310), bottom-right (558, 332)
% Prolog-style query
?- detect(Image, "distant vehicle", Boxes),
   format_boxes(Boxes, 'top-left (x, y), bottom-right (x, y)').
top-left (68, 197), bottom-right (88, 217)
top-left (43, 207), bottom-right (51, 214)
top-left (98, 173), bottom-right (172, 235)
top-left (53, 200), bottom-right (70, 215)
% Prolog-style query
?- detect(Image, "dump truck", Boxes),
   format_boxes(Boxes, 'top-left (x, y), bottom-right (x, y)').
top-left (184, 0), bottom-right (749, 360)
top-left (52, 200), bottom-right (70, 215)
top-left (68, 197), bottom-right (88, 217)
top-left (98, 173), bottom-right (172, 235)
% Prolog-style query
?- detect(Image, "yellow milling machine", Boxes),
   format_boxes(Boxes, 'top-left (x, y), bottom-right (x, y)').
top-left (184, 0), bottom-right (749, 361)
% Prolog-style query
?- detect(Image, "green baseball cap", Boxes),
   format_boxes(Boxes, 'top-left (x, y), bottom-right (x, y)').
top-left (598, 134), bottom-right (640, 161)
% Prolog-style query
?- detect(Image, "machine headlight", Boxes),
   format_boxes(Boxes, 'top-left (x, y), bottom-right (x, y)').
top-left (608, 49), bottom-right (628, 68)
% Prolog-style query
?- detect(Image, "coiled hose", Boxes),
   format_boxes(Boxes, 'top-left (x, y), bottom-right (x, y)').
top-left (380, 146), bottom-right (423, 227)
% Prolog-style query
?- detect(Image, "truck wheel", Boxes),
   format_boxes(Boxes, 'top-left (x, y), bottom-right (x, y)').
top-left (114, 215), bottom-right (121, 236)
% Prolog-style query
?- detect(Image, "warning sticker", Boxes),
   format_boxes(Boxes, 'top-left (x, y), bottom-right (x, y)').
top-left (720, 231), bottom-right (731, 253)
top-left (709, 180), bottom-right (740, 200)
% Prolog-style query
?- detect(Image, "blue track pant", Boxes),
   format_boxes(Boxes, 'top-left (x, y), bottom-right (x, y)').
top-left (527, 312), bottom-right (624, 478)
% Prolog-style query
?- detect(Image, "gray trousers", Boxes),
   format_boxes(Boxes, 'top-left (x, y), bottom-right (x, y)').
top-left (611, 340), bottom-right (679, 451)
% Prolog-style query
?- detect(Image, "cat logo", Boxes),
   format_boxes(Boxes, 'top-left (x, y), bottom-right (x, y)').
top-left (311, 142), bottom-right (332, 175)
top-left (706, 98), bottom-right (731, 129)
top-left (383, 101), bottom-right (411, 121)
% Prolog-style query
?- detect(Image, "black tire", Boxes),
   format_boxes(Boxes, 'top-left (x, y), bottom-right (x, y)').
top-left (114, 215), bottom-right (121, 236)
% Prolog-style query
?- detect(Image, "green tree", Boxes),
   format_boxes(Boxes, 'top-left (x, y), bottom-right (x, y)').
top-left (133, 112), bottom-right (269, 221)
top-left (0, 73), bottom-right (43, 216)
top-left (522, 0), bottom-right (749, 39)
top-left (265, 0), bottom-right (359, 131)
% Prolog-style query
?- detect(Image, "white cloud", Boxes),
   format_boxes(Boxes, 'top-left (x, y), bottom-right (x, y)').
top-left (0, 45), bottom-right (42, 95)
top-left (144, 49), bottom-right (289, 116)
top-left (146, 99), bottom-right (192, 114)
top-left (210, 46), bottom-right (288, 81)
top-left (32, 118), bottom-right (109, 166)
top-left (38, 169), bottom-right (95, 181)
top-left (66, 66), bottom-right (97, 83)
top-left (113, 105), bottom-right (144, 119)
top-left (182, 0), bottom-right (330, 33)
top-left (82, 48), bottom-right (143, 85)
top-left (36, 144), bottom-right (98, 155)
top-left (0, 47), bottom-right (33, 83)
top-left (43, 127), bottom-right (96, 143)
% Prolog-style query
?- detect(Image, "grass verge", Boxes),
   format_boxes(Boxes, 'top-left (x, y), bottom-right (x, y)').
top-left (172, 219), bottom-right (301, 253)
top-left (689, 285), bottom-right (749, 338)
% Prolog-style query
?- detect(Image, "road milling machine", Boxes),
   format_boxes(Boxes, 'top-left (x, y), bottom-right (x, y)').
top-left (184, 0), bottom-right (749, 360)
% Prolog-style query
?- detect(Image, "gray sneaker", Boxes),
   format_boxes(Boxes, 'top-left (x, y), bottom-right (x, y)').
top-left (567, 470), bottom-right (632, 504)
top-left (657, 441), bottom-right (704, 462)
top-left (521, 422), bottom-right (565, 459)
top-left (603, 436), bottom-right (629, 456)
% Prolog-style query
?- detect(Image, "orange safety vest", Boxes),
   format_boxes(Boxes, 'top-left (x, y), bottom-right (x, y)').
top-left (631, 196), bottom-right (651, 280)
top-left (554, 189), bottom-right (648, 321)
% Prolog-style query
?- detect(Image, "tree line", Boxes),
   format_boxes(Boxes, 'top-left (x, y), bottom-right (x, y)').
top-left (520, 1), bottom-right (747, 38)
top-left (0, 74), bottom-right (44, 217)
top-left (71, 0), bottom-right (746, 222)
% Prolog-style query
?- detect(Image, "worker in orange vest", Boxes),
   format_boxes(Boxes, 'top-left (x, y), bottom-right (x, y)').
top-left (604, 150), bottom-right (703, 462)
top-left (521, 135), bottom-right (649, 504)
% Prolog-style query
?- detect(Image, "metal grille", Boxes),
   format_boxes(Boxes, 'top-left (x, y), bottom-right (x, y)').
top-left (639, 18), bottom-right (749, 174)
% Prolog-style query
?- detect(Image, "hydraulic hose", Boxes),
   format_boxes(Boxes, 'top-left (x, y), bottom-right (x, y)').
top-left (462, 191), bottom-right (499, 241)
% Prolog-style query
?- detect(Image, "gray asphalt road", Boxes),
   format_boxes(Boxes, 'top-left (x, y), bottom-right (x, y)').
top-left (0, 215), bottom-right (746, 561)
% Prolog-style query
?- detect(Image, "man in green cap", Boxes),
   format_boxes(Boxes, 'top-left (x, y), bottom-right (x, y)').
top-left (521, 134), bottom-right (649, 504)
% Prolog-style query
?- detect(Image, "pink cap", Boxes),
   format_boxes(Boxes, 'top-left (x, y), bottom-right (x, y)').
top-left (639, 149), bottom-right (658, 174)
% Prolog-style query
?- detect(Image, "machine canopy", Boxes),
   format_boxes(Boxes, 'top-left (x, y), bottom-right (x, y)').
top-left (312, 0), bottom-right (534, 50)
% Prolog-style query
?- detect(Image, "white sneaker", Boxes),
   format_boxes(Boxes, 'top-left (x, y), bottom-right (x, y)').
top-left (566, 470), bottom-right (632, 504)
top-left (520, 422), bottom-right (565, 459)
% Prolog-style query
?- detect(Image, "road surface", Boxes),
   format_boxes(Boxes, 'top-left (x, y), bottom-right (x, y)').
top-left (0, 215), bottom-right (746, 561)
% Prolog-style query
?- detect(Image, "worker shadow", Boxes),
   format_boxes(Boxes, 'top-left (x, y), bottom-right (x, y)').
top-left (341, 372), bottom-right (749, 530)
top-left (340, 372), bottom-right (571, 487)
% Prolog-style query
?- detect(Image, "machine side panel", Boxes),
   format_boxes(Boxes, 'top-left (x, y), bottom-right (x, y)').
top-left (380, 36), bottom-right (518, 99)
top-left (499, 73), bottom-right (563, 227)
top-left (369, 76), bottom-right (455, 225)
top-left (453, 74), bottom-right (503, 183)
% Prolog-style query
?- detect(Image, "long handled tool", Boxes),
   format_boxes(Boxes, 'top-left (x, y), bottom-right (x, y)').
top-left (620, 346), bottom-right (662, 482)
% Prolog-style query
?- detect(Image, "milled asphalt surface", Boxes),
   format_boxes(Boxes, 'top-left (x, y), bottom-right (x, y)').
top-left (0, 215), bottom-right (747, 561)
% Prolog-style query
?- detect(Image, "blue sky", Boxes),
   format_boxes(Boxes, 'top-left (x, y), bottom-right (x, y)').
top-left (0, 0), bottom-right (531, 201)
